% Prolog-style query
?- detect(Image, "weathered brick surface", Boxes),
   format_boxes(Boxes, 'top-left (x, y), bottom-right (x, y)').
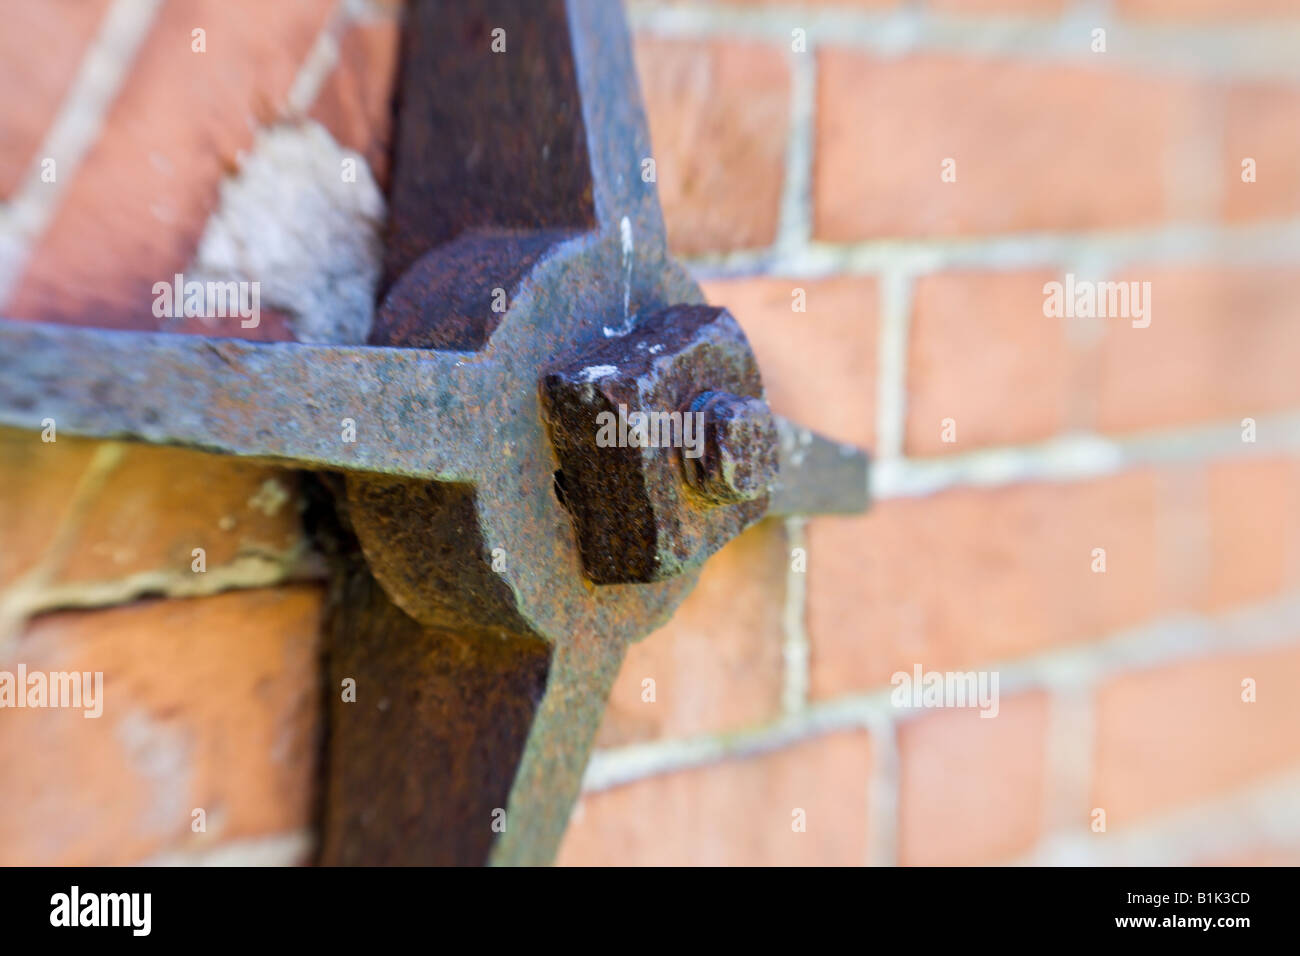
top-left (928, 0), bottom-right (1067, 12)
top-left (595, 521), bottom-right (787, 747)
top-left (7, 0), bottom-right (334, 330)
top-left (1222, 83), bottom-right (1300, 223)
top-left (309, 18), bottom-right (401, 191)
top-left (1117, 0), bottom-right (1300, 19)
top-left (898, 693), bottom-right (1049, 865)
top-left (0, 0), bottom-right (112, 200)
top-left (1205, 458), bottom-right (1300, 612)
top-left (55, 444), bottom-right (305, 586)
top-left (814, 53), bottom-right (1205, 239)
top-left (702, 276), bottom-right (875, 448)
top-left (807, 469), bottom-right (1201, 697)
top-left (906, 270), bottom-right (1074, 455)
top-left (1092, 646), bottom-right (1300, 829)
top-left (1094, 266), bottom-right (1300, 435)
top-left (0, 429), bottom-right (98, 591)
top-left (558, 731), bottom-right (870, 865)
top-left (0, 586), bottom-right (324, 865)
top-left (0, 429), bottom-right (306, 595)
top-left (634, 35), bottom-right (790, 256)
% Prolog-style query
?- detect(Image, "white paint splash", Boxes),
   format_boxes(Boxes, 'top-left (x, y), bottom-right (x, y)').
top-left (188, 121), bottom-right (385, 344)
top-left (576, 364), bottom-right (619, 383)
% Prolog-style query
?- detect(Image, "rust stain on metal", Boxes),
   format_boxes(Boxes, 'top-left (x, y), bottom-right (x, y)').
top-left (0, 0), bottom-right (871, 868)
top-left (539, 305), bottom-right (771, 583)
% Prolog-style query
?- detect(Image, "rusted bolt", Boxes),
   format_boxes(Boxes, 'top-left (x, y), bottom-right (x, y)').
top-left (682, 390), bottom-right (778, 504)
top-left (539, 304), bottom-right (773, 583)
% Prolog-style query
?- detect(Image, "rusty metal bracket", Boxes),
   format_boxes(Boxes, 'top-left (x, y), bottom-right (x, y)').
top-left (0, 0), bottom-right (867, 865)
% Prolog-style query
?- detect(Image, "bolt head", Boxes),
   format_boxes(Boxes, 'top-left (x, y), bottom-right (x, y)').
top-left (683, 391), bottom-right (778, 504)
top-left (539, 305), bottom-right (774, 584)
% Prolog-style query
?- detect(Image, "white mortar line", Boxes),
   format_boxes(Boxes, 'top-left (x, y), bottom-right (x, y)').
top-left (863, 710), bottom-right (899, 867)
top-left (1016, 768), bottom-right (1300, 866)
top-left (780, 517), bottom-right (808, 715)
top-left (871, 411), bottom-right (1300, 502)
top-left (0, 0), bottom-right (164, 305)
top-left (136, 830), bottom-right (313, 867)
top-left (874, 270), bottom-right (912, 461)
top-left (285, 0), bottom-right (352, 118)
top-left (1040, 684), bottom-right (1096, 842)
top-left (582, 590), bottom-right (1300, 793)
top-left (627, 1), bottom-right (1300, 82)
top-left (686, 219), bottom-right (1300, 280)
top-left (774, 43), bottom-right (815, 256)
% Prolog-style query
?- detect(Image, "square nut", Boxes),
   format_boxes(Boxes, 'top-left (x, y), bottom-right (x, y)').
top-left (539, 305), bottom-right (775, 583)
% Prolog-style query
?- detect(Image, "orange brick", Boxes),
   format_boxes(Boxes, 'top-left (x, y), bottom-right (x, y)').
top-left (53, 444), bottom-right (306, 586)
top-left (702, 276), bottom-right (875, 449)
top-left (1222, 83), bottom-right (1300, 223)
top-left (0, 586), bottom-right (324, 865)
top-left (1092, 646), bottom-right (1300, 829)
top-left (1095, 266), bottom-right (1300, 435)
top-left (634, 36), bottom-right (790, 256)
top-left (7, 0), bottom-right (333, 331)
top-left (1118, 0), bottom-right (1300, 18)
top-left (654, 0), bottom-right (901, 11)
top-left (309, 18), bottom-right (401, 190)
top-left (814, 52), bottom-right (1205, 239)
top-left (596, 521), bottom-right (787, 747)
top-left (0, 431), bottom-right (306, 594)
top-left (898, 693), bottom-right (1049, 865)
top-left (0, 0), bottom-right (111, 199)
top-left (927, 0), bottom-right (1066, 12)
top-left (0, 429), bottom-right (98, 590)
top-left (558, 731), bottom-right (870, 865)
top-left (1205, 458), bottom-right (1300, 612)
top-left (906, 270), bottom-right (1074, 455)
top-left (808, 469), bottom-right (1199, 697)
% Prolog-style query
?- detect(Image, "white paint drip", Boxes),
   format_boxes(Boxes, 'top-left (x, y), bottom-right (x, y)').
top-left (620, 215), bottom-right (634, 318)
top-left (602, 216), bottom-right (638, 338)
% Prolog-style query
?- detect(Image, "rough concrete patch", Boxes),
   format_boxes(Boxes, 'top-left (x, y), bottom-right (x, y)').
top-left (190, 121), bottom-right (385, 345)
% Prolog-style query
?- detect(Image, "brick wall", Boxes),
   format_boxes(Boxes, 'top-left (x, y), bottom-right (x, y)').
top-left (2, 0), bottom-right (1299, 866)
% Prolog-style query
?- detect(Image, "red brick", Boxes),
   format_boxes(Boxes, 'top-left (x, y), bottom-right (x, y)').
top-left (702, 276), bottom-right (875, 448)
top-left (1092, 646), bottom-right (1300, 829)
top-left (635, 36), bottom-right (790, 255)
top-left (557, 731), bottom-right (870, 865)
top-left (1118, 0), bottom-right (1300, 19)
top-left (1095, 266), bottom-right (1300, 435)
top-left (808, 469), bottom-right (1200, 697)
top-left (898, 693), bottom-right (1049, 865)
top-left (0, 586), bottom-right (324, 865)
top-left (906, 270), bottom-right (1075, 455)
top-left (1196, 848), bottom-right (1300, 866)
top-left (927, 0), bottom-right (1066, 12)
top-left (1222, 83), bottom-right (1300, 223)
top-left (7, 0), bottom-right (334, 331)
top-left (814, 52), bottom-right (1205, 239)
top-left (309, 18), bottom-right (401, 190)
top-left (595, 521), bottom-right (787, 747)
top-left (1205, 458), bottom-right (1300, 612)
top-left (0, 0), bottom-right (112, 200)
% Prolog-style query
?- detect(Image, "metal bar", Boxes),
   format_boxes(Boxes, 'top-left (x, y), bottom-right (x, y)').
top-left (769, 417), bottom-right (870, 516)
top-left (0, 318), bottom-right (486, 481)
